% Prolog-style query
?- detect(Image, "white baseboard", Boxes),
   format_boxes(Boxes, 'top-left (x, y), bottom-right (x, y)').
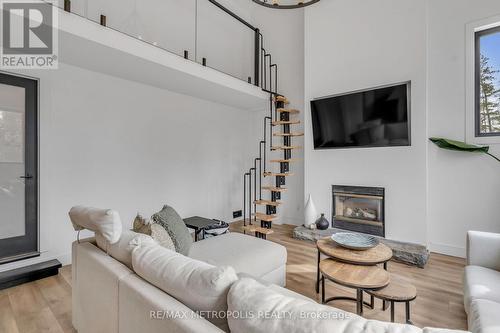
top-left (428, 242), bottom-right (466, 258)
top-left (280, 215), bottom-right (304, 226)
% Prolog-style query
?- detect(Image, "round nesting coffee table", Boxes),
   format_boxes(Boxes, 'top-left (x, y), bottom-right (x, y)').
top-left (316, 237), bottom-right (393, 293)
top-left (319, 259), bottom-right (390, 315)
top-left (365, 275), bottom-right (417, 324)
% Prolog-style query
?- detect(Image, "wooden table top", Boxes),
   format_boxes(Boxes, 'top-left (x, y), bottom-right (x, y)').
top-left (317, 237), bottom-right (393, 265)
top-left (366, 275), bottom-right (417, 301)
top-left (320, 258), bottom-right (390, 289)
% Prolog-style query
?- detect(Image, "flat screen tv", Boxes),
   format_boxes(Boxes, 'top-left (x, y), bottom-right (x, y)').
top-left (310, 82), bottom-right (411, 149)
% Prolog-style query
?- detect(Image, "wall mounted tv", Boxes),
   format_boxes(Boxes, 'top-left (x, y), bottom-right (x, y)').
top-left (310, 82), bottom-right (411, 149)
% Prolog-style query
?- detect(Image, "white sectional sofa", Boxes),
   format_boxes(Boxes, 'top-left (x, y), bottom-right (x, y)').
top-left (464, 231), bottom-right (500, 333)
top-left (69, 206), bottom-right (468, 333)
top-left (71, 233), bottom-right (469, 333)
top-left (189, 232), bottom-right (287, 287)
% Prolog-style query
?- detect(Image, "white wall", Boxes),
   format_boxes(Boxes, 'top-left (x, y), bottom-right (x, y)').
top-left (0, 62), bottom-right (258, 272)
top-left (304, 0), bottom-right (428, 245)
top-left (427, 0), bottom-right (500, 256)
top-left (304, 0), bottom-right (500, 255)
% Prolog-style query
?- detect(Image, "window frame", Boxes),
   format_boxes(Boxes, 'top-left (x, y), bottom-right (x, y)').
top-left (475, 25), bottom-right (500, 137)
top-left (466, 16), bottom-right (500, 145)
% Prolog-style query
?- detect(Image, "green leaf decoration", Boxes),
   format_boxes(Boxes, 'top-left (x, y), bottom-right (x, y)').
top-left (429, 137), bottom-right (500, 163)
top-left (429, 137), bottom-right (489, 153)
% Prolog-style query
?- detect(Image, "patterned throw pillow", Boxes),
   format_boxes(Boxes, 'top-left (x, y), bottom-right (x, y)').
top-left (133, 214), bottom-right (151, 234)
top-left (151, 205), bottom-right (192, 256)
top-left (132, 213), bottom-right (175, 251)
top-left (150, 223), bottom-right (175, 251)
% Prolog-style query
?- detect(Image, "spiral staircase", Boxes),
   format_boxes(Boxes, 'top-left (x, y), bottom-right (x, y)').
top-left (242, 94), bottom-right (303, 239)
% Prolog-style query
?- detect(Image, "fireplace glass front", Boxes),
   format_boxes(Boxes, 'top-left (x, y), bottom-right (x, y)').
top-left (332, 185), bottom-right (385, 237)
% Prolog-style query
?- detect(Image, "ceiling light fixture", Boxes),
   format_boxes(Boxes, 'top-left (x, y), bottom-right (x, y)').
top-left (252, 0), bottom-right (321, 9)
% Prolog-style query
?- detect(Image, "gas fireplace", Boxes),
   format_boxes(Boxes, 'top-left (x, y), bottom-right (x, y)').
top-left (332, 185), bottom-right (385, 237)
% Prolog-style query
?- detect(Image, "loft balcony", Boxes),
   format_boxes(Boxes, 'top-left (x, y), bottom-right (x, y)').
top-left (51, 1), bottom-right (269, 110)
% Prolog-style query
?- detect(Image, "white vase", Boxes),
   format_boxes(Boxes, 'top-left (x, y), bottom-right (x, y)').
top-left (304, 194), bottom-right (318, 227)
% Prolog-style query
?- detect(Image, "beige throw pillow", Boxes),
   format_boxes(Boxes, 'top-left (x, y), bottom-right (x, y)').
top-left (132, 214), bottom-right (151, 234)
top-left (132, 214), bottom-right (175, 251)
top-left (131, 239), bottom-right (237, 332)
top-left (95, 230), bottom-right (153, 269)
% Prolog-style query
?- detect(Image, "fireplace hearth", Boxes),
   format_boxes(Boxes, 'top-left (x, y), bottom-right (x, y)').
top-left (332, 185), bottom-right (385, 237)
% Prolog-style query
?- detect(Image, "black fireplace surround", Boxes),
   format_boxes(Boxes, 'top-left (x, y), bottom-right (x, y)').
top-left (332, 185), bottom-right (385, 237)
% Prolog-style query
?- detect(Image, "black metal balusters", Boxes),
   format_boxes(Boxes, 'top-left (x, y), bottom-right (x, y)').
top-left (64, 0), bottom-right (70, 12)
top-left (243, 172), bottom-right (250, 226)
top-left (254, 28), bottom-right (260, 86)
top-left (249, 168), bottom-right (253, 225)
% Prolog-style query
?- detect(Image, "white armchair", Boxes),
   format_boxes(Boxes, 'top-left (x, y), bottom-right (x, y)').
top-left (464, 231), bottom-right (500, 333)
top-left (466, 231), bottom-right (500, 271)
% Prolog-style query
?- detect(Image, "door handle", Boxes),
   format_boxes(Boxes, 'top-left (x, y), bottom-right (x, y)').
top-left (19, 175), bottom-right (33, 179)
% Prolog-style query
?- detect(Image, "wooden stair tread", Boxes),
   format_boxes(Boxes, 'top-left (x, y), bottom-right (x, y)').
top-left (277, 108), bottom-right (300, 114)
top-left (263, 172), bottom-right (294, 177)
top-left (271, 146), bottom-right (302, 150)
top-left (243, 225), bottom-right (274, 235)
top-left (254, 200), bottom-right (282, 206)
top-left (270, 159), bottom-right (299, 163)
top-left (272, 120), bottom-right (300, 125)
top-left (275, 96), bottom-right (289, 104)
top-left (273, 132), bottom-right (304, 137)
top-left (261, 186), bottom-right (287, 192)
top-left (253, 213), bottom-right (278, 221)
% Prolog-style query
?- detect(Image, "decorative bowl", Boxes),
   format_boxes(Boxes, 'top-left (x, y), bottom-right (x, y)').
top-left (331, 232), bottom-right (379, 250)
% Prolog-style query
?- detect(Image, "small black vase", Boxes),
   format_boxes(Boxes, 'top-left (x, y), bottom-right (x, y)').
top-left (315, 213), bottom-right (329, 230)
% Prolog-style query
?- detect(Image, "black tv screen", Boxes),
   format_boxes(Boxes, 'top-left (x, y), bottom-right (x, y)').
top-left (310, 83), bottom-right (410, 149)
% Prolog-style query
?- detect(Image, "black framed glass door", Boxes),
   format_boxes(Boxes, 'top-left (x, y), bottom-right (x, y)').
top-left (0, 72), bottom-right (38, 264)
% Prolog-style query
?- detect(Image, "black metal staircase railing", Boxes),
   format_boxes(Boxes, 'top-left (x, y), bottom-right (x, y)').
top-left (207, 1), bottom-right (300, 239)
top-left (243, 94), bottom-right (294, 238)
top-left (196, 1), bottom-right (286, 237)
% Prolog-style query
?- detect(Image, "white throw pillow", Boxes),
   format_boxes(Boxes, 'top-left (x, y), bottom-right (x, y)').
top-left (69, 206), bottom-right (122, 244)
top-left (227, 278), bottom-right (424, 333)
top-left (131, 239), bottom-right (238, 332)
top-left (95, 230), bottom-right (154, 269)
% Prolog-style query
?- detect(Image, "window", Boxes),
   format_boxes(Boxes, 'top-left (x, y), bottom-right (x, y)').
top-left (475, 26), bottom-right (500, 136)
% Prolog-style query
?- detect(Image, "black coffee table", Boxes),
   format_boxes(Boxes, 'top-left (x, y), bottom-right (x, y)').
top-left (184, 216), bottom-right (217, 241)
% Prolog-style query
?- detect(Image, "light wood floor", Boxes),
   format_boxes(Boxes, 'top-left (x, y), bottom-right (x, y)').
top-left (0, 265), bottom-right (74, 333)
top-left (0, 223), bottom-right (467, 333)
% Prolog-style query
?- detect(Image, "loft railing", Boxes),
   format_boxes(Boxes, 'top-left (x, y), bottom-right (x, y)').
top-left (52, 0), bottom-right (278, 91)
